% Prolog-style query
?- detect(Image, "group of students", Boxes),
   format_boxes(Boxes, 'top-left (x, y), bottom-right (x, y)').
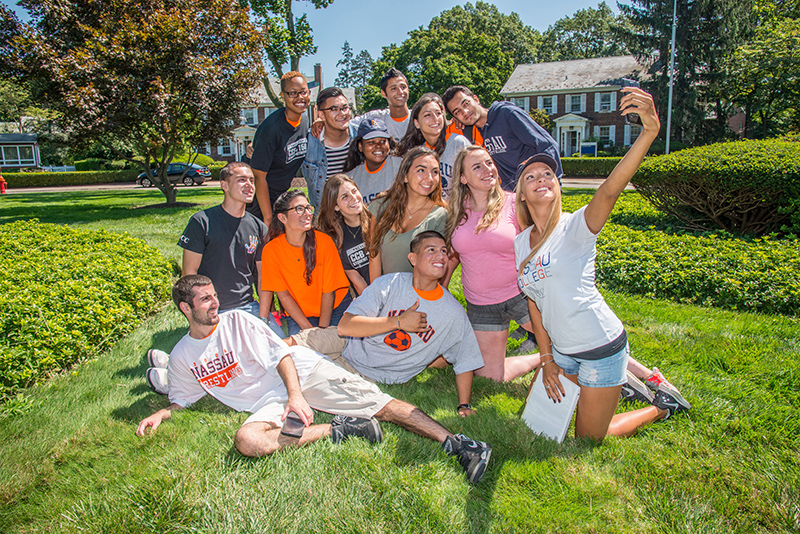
top-left (138, 71), bottom-right (691, 484)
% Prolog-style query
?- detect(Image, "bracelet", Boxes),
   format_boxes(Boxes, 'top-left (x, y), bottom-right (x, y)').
top-left (456, 403), bottom-right (472, 413)
top-left (540, 353), bottom-right (554, 366)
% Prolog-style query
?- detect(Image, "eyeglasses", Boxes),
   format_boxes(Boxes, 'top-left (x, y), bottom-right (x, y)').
top-left (283, 204), bottom-right (315, 215)
top-left (320, 104), bottom-right (350, 114)
top-left (283, 89), bottom-right (309, 99)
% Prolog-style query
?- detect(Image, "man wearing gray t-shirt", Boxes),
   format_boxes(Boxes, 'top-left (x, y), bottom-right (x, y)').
top-left (289, 231), bottom-right (485, 418)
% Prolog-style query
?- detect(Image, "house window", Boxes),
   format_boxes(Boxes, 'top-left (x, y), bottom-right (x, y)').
top-left (542, 96), bottom-right (554, 115)
top-left (195, 143), bottom-right (211, 155)
top-left (630, 125), bottom-right (642, 143)
top-left (598, 126), bottom-right (612, 144)
top-left (599, 93), bottom-right (612, 111)
top-left (1, 145), bottom-right (35, 166)
top-left (570, 95), bottom-right (582, 113)
top-left (218, 138), bottom-right (232, 155)
top-left (242, 108), bottom-right (257, 126)
top-left (512, 97), bottom-right (528, 111)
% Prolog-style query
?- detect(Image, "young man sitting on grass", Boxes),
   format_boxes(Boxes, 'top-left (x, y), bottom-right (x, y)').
top-left (137, 275), bottom-right (492, 484)
top-left (288, 231), bottom-right (485, 419)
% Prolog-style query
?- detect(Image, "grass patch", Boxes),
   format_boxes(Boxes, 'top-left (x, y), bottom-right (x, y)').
top-left (0, 188), bottom-right (798, 532)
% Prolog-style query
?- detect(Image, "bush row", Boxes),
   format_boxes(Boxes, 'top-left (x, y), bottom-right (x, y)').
top-left (632, 138), bottom-right (800, 235)
top-left (0, 220), bottom-right (172, 401)
top-left (2, 170), bottom-right (140, 188)
top-left (562, 193), bottom-right (800, 316)
top-left (561, 157), bottom-right (622, 177)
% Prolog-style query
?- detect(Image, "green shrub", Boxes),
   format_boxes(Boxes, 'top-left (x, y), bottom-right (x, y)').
top-left (2, 170), bottom-right (139, 188)
top-left (74, 158), bottom-right (106, 171)
top-left (632, 138), bottom-right (800, 235)
top-left (209, 163), bottom-right (226, 180)
top-left (562, 157), bottom-right (622, 177)
top-left (0, 220), bottom-right (172, 401)
top-left (174, 152), bottom-right (217, 167)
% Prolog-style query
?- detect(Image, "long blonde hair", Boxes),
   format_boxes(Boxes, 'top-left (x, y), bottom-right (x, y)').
top-left (315, 174), bottom-right (372, 250)
top-left (445, 146), bottom-right (505, 245)
top-left (369, 146), bottom-right (446, 257)
top-left (515, 165), bottom-right (562, 276)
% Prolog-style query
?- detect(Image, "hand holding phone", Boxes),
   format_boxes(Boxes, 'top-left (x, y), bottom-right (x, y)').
top-left (281, 411), bottom-right (305, 439)
top-left (620, 78), bottom-right (642, 125)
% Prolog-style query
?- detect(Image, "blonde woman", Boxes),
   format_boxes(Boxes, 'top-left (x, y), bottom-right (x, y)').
top-left (514, 88), bottom-right (690, 441)
top-left (444, 146), bottom-right (539, 382)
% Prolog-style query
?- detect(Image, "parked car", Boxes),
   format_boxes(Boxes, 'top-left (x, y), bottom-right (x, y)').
top-left (137, 162), bottom-right (211, 187)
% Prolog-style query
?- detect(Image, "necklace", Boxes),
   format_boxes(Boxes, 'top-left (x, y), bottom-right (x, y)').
top-left (345, 223), bottom-right (360, 239)
top-left (406, 199), bottom-right (430, 219)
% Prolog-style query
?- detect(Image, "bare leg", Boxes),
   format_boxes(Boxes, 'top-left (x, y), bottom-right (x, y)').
top-left (427, 355), bottom-right (449, 369)
top-left (626, 357), bottom-right (652, 380)
top-left (568, 375), bottom-right (668, 441)
top-left (234, 421), bottom-right (331, 457)
top-left (374, 399), bottom-right (451, 443)
top-left (474, 329), bottom-right (540, 382)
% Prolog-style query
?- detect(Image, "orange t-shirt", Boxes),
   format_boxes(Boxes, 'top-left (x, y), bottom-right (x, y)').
top-left (446, 122), bottom-right (484, 146)
top-left (261, 230), bottom-right (350, 318)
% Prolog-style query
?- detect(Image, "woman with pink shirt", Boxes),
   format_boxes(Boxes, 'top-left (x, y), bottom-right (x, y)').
top-left (444, 146), bottom-right (540, 382)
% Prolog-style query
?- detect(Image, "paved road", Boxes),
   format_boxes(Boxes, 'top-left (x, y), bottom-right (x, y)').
top-left (2, 177), bottom-right (631, 194)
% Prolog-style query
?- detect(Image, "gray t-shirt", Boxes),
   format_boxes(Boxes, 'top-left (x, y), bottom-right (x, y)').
top-left (347, 156), bottom-right (402, 205)
top-left (358, 109), bottom-right (409, 141)
top-left (342, 272), bottom-right (484, 383)
top-left (439, 133), bottom-right (472, 199)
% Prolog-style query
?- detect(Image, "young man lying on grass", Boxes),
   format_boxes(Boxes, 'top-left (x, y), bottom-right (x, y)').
top-left (137, 275), bottom-right (492, 484)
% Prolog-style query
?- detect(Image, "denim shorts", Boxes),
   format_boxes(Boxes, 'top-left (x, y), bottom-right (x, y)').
top-left (465, 292), bottom-right (531, 331)
top-left (285, 293), bottom-right (353, 336)
top-left (552, 342), bottom-right (629, 388)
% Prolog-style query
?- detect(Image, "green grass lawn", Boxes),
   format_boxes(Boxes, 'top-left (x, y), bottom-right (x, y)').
top-left (0, 188), bottom-right (799, 533)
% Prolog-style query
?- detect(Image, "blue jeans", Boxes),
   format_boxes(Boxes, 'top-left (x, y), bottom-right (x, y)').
top-left (235, 300), bottom-right (286, 338)
top-left (285, 293), bottom-right (352, 336)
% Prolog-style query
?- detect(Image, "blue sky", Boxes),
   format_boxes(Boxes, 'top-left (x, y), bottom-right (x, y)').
top-left (3, 0), bottom-right (620, 84)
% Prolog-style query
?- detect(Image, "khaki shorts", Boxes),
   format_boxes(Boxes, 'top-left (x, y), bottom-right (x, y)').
top-left (243, 358), bottom-right (392, 426)
top-left (290, 327), bottom-right (370, 380)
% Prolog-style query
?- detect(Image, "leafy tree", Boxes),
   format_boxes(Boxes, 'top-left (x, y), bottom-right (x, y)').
top-left (334, 41), bottom-right (373, 109)
top-left (725, 18), bottom-right (800, 137)
top-left (539, 2), bottom-right (631, 61)
top-left (249, 0), bottom-right (333, 107)
top-left (7, 0), bottom-right (262, 204)
top-left (528, 108), bottom-right (551, 131)
top-left (618, 0), bottom-right (758, 145)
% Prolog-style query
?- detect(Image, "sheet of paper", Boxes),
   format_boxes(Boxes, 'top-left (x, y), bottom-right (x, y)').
top-left (521, 371), bottom-right (581, 443)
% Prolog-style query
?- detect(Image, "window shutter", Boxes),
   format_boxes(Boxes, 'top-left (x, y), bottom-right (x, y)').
top-left (624, 124), bottom-right (631, 146)
top-left (594, 126), bottom-right (600, 138)
top-left (609, 125), bottom-right (616, 145)
top-left (594, 93), bottom-right (601, 113)
top-left (537, 96), bottom-right (543, 110)
top-left (611, 92), bottom-right (617, 112)
top-left (581, 94), bottom-right (587, 113)
top-left (552, 96), bottom-right (558, 114)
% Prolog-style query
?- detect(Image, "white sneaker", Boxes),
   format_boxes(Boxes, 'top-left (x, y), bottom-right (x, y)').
top-left (147, 349), bottom-right (170, 368)
top-left (146, 367), bottom-right (169, 395)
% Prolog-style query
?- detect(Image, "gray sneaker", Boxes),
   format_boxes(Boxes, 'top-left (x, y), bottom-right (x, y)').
top-left (330, 415), bottom-right (383, 444)
top-left (653, 385), bottom-right (691, 419)
top-left (442, 433), bottom-right (492, 484)
top-left (620, 370), bottom-right (655, 404)
top-left (146, 367), bottom-right (169, 395)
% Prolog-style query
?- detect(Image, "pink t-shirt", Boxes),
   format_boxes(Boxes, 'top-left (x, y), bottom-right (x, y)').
top-left (451, 192), bottom-right (522, 305)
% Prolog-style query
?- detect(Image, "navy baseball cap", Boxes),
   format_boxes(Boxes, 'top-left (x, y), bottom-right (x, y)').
top-left (515, 153), bottom-right (559, 183)
top-left (358, 119), bottom-right (391, 140)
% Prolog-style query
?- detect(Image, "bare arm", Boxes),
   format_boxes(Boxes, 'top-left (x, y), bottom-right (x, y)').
top-left (136, 403), bottom-right (184, 436)
top-left (338, 298), bottom-right (427, 337)
top-left (368, 250), bottom-right (382, 284)
top-left (276, 354), bottom-right (314, 426)
top-left (584, 88), bottom-right (661, 234)
top-left (181, 249), bottom-right (202, 276)
top-left (318, 291), bottom-right (335, 328)
top-left (441, 251), bottom-right (460, 290)
top-left (276, 290), bottom-right (313, 330)
top-left (252, 168), bottom-right (273, 225)
top-left (344, 270), bottom-right (369, 295)
top-left (454, 371), bottom-right (477, 417)
top-left (527, 297), bottom-right (567, 402)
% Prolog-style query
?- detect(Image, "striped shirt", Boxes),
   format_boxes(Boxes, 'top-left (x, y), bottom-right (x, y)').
top-left (325, 144), bottom-right (350, 177)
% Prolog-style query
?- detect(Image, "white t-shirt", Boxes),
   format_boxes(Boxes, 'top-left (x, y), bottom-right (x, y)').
top-left (514, 206), bottom-right (623, 355)
top-left (438, 133), bottom-right (472, 199)
top-left (359, 109), bottom-right (410, 141)
top-left (168, 311), bottom-right (322, 412)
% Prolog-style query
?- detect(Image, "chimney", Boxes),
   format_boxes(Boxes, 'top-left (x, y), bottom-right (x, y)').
top-left (314, 63), bottom-right (323, 88)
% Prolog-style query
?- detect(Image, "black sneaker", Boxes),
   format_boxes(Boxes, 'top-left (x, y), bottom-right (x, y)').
top-left (620, 370), bottom-right (655, 404)
top-left (653, 385), bottom-right (691, 419)
top-left (442, 433), bottom-right (492, 484)
top-left (330, 415), bottom-right (383, 444)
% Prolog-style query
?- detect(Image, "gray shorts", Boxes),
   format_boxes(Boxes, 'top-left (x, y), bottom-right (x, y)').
top-left (290, 327), bottom-right (372, 381)
top-left (244, 358), bottom-right (392, 425)
top-left (466, 293), bottom-right (531, 331)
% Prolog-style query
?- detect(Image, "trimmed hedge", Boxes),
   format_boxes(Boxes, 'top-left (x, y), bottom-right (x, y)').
top-left (631, 138), bottom-right (800, 235)
top-left (562, 157), bottom-right (622, 178)
top-left (2, 170), bottom-right (140, 188)
top-left (0, 220), bottom-right (172, 401)
top-left (209, 163), bottom-right (226, 180)
top-left (562, 193), bottom-right (800, 316)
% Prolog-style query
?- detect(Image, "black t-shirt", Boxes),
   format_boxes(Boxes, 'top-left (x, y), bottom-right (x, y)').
top-left (178, 205), bottom-right (268, 311)
top-left (247, 108), bottom-right (309, 219)
top-left (340, 223), bottom-right (370, 286)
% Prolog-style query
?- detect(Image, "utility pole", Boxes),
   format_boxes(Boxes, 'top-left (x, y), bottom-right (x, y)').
top-left (666, 0), bottom-right (678, 154)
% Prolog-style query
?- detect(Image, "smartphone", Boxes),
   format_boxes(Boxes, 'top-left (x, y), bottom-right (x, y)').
top-left (620, 78), bottom-right (642, 125)
top-left (280, 412), bottom-right (305, 439)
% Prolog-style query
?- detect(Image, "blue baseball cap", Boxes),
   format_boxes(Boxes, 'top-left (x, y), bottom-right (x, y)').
top-left (357, 119), bottom-right (391, 140)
